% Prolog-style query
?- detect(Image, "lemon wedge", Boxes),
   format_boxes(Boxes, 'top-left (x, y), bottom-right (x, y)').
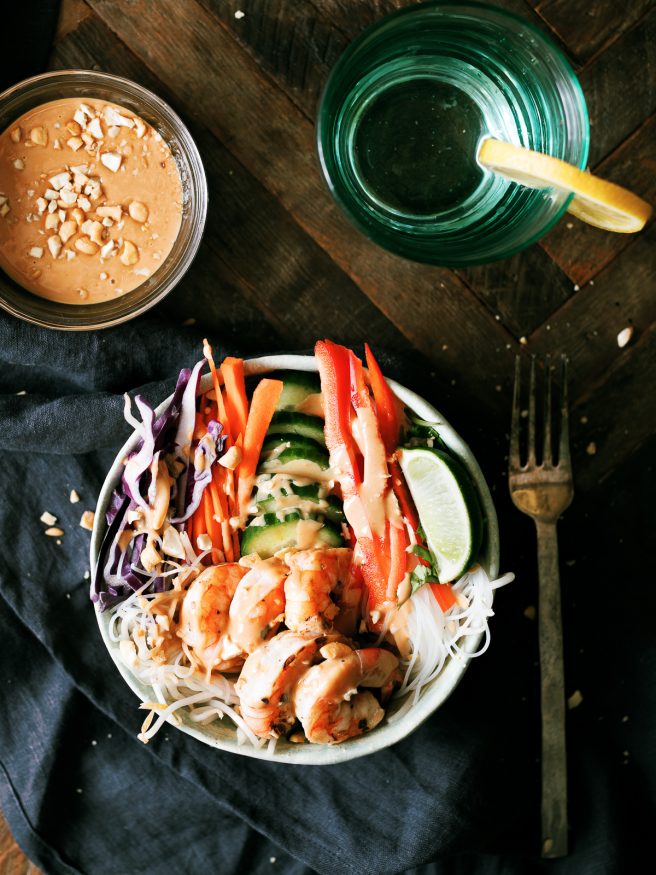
top-left (478, 137), bottom-right (652, 233)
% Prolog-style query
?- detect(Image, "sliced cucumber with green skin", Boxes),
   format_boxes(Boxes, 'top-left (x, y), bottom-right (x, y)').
top-left (241, 513), bottom-right (343, 558)
top-left (260, 434), bottom-right (325, 457)
top-left (292, 484), bottom-right (345, 522)
top-left (269, 371), bottom-right (321, 412)
top-left (267, 411), bottom-right (326, 446)
top-left (256, 485), bottom-right (345, 523)
top-left (258, 445), bottom-right (330, 480)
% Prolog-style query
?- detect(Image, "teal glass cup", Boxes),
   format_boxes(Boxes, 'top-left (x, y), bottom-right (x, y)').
top-left (317, 1), bottom-right (589, 266)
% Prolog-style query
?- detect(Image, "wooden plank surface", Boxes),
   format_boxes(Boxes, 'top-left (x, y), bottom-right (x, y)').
top-left (3, 0), bottom-right (655, 869)
top-left (0, 812), bottom-right (41, 875)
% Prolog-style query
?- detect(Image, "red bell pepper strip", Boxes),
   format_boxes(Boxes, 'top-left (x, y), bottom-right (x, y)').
top-left (354, 354), bottom-right (408, 599)
top-left (318, 340), bottom-right (399, 618)
top-left (430, 582), bottom-right (457, 612)
top-left (390, 459), bottom-right (420, 532)
top-left (317, 341), bottom-right (390, 609)
top-left (349, 351), bottom-right (389, 533)
top-left (315, 340), bottom-right (361, 489)
top-left (364, 343), bottom-right (400, 456)
top-left (356, 537), bottom-right (388, 609)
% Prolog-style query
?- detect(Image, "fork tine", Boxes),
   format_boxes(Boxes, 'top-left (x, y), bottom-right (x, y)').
top-left (510, 355), bottom-right (522, 469)
top-left (558, 355), bottom-right (570, 466)
top-left (543, 354), bottom-right (552, 465)
top-left (528, 355), bottom-right (536, 466)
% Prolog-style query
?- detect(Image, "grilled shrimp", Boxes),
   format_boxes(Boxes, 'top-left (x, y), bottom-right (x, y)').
top-left (235, 630), bottom-right (325, 738)
top-left (227, 558), bottom-right (287, 653)
top-left (178, 563), bottom-right (248, 672)
top-left (284, 548), bottom-right (363, 636)
top-left (293, 644), bottom-right (399, 744)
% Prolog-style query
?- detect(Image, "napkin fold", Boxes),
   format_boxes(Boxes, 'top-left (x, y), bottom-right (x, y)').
top-left (2, 309), bottom-right (650, 875)
top-left (0, 310), bottom-right (493, 875)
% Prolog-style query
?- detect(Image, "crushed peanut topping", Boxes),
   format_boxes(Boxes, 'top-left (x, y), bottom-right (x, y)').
top-left (80, 510), bottom-right (95, 531)
top-left (0, 97), bottom-right (182, 304)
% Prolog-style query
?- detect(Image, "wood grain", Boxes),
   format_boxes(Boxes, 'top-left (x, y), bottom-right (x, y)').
top-left (0, 812), bottom-right (41, 875)
top-left (534, 0), bottom-right (654, 64)
top-left (3, 0), bottom-right (655, 868)
top-left (87, 0), bottom-right (518, 413)
top-left (580, 9), bottom-right (656, 165)
top-left (540, 114), bottom-right (656, 285)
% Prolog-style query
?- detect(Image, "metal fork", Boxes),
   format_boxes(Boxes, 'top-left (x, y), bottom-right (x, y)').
top-left (509, 355), bottom-right (573, 859)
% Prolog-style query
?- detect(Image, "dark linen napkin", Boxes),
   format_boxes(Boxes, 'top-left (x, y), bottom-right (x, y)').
top-left (1, 307), bottom-right (654, 875)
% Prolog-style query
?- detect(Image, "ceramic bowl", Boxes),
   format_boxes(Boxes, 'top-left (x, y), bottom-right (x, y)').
top-left (90, 354), bottom-right (499, 764)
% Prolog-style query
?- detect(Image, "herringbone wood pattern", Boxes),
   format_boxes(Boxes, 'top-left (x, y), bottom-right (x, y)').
top-left (3, 1), bottom-right (654, 870)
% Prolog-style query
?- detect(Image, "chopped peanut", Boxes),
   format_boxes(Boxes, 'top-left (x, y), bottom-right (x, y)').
top-left (47, 235), bottom-right (62, 258)
top-left (75, 236), bottom-right (98, 255)
top-left (128, 201), bottom-right (148, 223)
top-left (29, 127), bottom-right (48, 146)
top-left (79, 510), bottom-right (95, 531)
top-left (120, 240), bottom-right (139, 265)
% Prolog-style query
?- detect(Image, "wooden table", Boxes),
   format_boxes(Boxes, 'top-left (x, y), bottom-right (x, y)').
top-left (4, 0), bottom-right (654, 871)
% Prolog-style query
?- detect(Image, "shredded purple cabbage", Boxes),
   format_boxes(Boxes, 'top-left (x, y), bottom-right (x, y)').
top-left (92, 360), bottom-right (218, 610)
top-left (91, 494), bottom-right (130, 608)
top-left (170, 420), bottom-right (226, 524)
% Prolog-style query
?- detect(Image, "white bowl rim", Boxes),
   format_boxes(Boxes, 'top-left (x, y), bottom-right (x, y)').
top-left (91, 353), bottom-right (499, 765)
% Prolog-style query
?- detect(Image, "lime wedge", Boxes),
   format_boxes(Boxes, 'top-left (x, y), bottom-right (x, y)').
top-left (398, 447), bottom-right (483, 583)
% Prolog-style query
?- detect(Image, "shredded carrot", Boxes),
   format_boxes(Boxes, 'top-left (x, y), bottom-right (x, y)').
top-left (430, 582), bottom-right (457, 612)
top-left (228, 436), bottom-right (242, 560)
top-left (191, 499), bottom-right (207, 554)
top-left (387, 520), bottom-right (408, 600)
top-left (237, 378), bottom-right (283, 518)
top-left (210, 466), bottom-right (234, 562)
top-left (221, 357), bottom-right (248, 442)
top-left (202, 488), bottom-right (222, 564)
top-left (203, 339), bottom-right (229, 429)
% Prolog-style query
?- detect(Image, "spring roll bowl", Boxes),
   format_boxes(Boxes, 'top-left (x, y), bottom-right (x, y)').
top-left (90, 354), bottom-right (499, 764)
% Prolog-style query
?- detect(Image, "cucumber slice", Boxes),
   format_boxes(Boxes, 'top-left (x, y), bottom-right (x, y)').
top-left (258, 445), bottom-right (330, 480)
top-left (267, 411), bottom-right (326, 446)
top-left (269, 371), bottom-right (321, 412)
top-left (256, 484), bottom-right (345, 524)
top-left (241, 513), bottom-right (343, 558)
top-left (261, 434), bottom-right (324, 457)
top-left (292, 484), bottom-right (345, 523)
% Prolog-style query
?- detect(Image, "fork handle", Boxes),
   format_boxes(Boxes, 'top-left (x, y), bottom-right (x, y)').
top-left (535, 519), bottom-right (568, 858)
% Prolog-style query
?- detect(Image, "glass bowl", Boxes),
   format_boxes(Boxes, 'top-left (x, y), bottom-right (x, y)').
top-left (0, 70), bottom-right (207, 330)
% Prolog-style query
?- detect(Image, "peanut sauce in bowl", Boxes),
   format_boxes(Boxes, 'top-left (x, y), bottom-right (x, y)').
top-left (0, 71), bottom-right (207, 329)
top-left (0, 98), bottom-right (183, 304)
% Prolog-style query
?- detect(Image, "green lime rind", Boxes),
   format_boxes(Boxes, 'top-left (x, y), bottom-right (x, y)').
top-left (399, 447), bottom-right (483, 583)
